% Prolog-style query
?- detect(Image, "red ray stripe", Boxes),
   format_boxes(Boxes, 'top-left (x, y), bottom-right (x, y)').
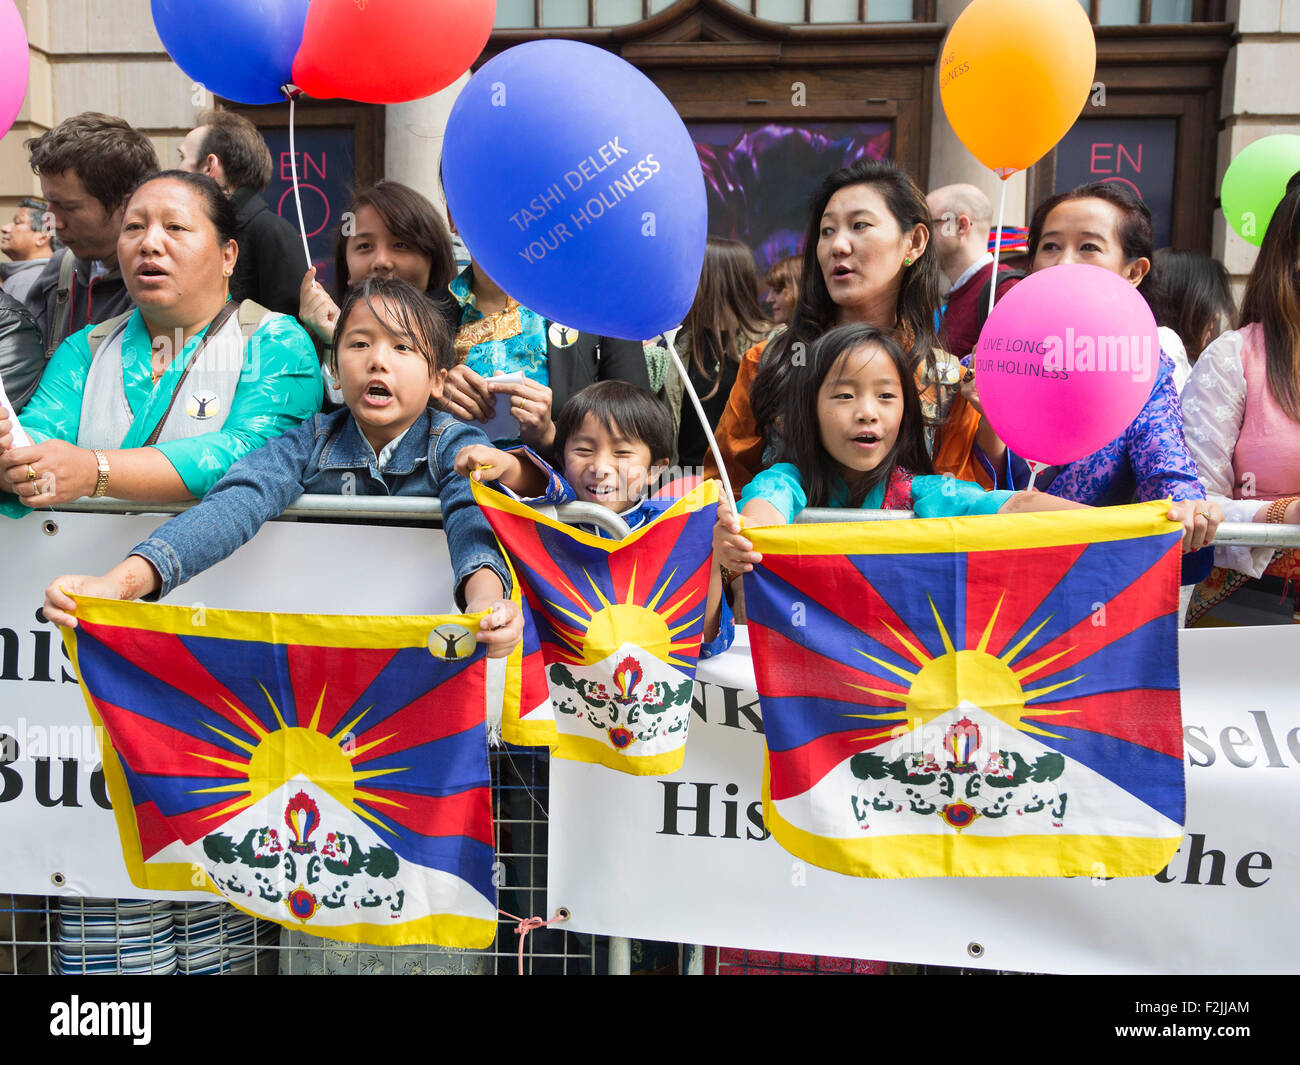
top-left (606, 510), bottom-right (690, 599)
top-left (1023, 688), bottom-right (1183, 759)
top-left (347, 663), bottom-right (486, 764)
top-left (286, 645), bottom-right (399, 739)
top-left (489, 507), bottom-right (604, 620)
top-left (749, 624), bottom-right (910, 709)
top-left (767, 728), bottom-right (898, 801)
top-left (93, 698), bottom-right (246, 779)
top-left (760, 553), bottom-right (933, 665)
top-left (1010, 544), bottom-right (1180, 682)
top-left (148, 795), bottom-right (252, 847)
top-left (362, 785), bottom-right (493, 847)
top-left (611, 545), bottom-right (712, 623)
top-left (520, 648), bottom-right (549, 719)
top-left (79, 621), bottom-right (259, 738)
top-left (964, 543), bottom-right (1089, 653)
top-left (134, 799), bottom-right (180, 861)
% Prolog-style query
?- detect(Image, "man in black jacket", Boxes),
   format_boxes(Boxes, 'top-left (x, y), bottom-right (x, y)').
top-left (1, 198), bottom-right (57, 305)
top-left (0, 290), bottom-right (42, 411)
top-left (178, 110), bottom-right (303, 316)
top-left (23, 113), bottom-right (159, 356)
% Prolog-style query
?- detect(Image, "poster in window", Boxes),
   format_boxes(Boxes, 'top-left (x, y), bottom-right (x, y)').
top-left (1053, 119), bottom-right (1177, 249)
top-left (259, 127), bottom-right (358, 293)
top-left (688, 121), bottom-right (892, 274)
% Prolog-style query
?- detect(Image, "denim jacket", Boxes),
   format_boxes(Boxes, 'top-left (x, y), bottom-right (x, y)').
top-left (131, 407), bottom-right (511, 606)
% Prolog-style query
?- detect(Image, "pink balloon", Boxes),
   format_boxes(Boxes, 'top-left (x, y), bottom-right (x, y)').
top-left (0, 0), bottom-right (28, 140)
top-left (974, 263), bottom-right (1160, 467)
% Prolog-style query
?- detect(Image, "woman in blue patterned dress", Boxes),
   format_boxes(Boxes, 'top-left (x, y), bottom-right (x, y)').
top-left (958, 182), bottom-right (1221, 572)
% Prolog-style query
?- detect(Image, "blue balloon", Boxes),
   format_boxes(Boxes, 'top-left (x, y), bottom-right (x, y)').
top-left (151, 0), bottom-right (309, 106)
top-left (442, 40), bottom-right (707, 341)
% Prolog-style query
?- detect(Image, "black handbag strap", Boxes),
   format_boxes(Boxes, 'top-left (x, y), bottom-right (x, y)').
top-left (144, 300), bottom-right (241, 447)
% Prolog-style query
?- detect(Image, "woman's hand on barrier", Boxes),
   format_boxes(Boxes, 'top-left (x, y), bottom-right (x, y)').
top-left (714, 500), bottom-right (761, 574)
top-left (471, 599), bottom-right (523, 659)
top-left (491, 377), bottom-right (555, 451)
top-left (299, 267), bottom-right (340, 345)
top-left (454, 444), bottom-right (516, 483)
top-left (0, 439), bottom-right (97, 506)
top-left (1167, 498), bottom-right (1223, 552)
top-left (439, 365), bottom-right (495, 424)
top-left (43, 559), bottom-right (161, 629)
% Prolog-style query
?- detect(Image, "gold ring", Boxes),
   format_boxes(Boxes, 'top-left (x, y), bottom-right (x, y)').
top-left (26, 465), bottom-right (37, 482)
top-left (962, 368), bottom-right (975, 384)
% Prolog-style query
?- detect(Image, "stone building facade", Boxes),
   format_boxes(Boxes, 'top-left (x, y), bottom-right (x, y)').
top-left (1, 0), bottom-right (1297, 290)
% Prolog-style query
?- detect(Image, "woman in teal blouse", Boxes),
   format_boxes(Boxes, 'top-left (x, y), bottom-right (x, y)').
top-left (0, 171), bottom-right (321, 516)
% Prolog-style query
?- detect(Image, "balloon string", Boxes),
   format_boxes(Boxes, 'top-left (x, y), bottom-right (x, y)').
top-left (666, 330), bottom-right (737, 515)
top-left (284, 88), bottom-right (313, 271)
top-left (987, 178), bottom-right (1008, 322)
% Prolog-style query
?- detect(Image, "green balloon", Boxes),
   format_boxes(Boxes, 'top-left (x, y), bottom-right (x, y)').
top-left (1221, 134), bottom-right (1300, 247)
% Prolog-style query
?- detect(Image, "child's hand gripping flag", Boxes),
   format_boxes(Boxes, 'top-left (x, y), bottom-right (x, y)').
top-left (475, 478), bottom-right (720, 775)
top-left (743, 501), bottom-right (1186, 879)
top-left (63, 597), bottom-right (499, 947)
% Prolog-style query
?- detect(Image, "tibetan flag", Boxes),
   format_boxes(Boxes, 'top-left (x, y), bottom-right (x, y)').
top-left (64, 597), bottom-right (498, 948)
top-left (745, 501), bottom-right (1185, 879)
top-left (475, 479), bottom-right (719, 775)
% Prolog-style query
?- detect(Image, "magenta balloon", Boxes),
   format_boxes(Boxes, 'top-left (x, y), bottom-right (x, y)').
top-left (974, 264), bottom-right (1160, 467)
top-left (0, 0), bottom-right (29, 140)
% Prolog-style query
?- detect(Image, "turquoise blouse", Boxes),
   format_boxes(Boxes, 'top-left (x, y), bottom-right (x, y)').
top-left (739, 462), bottom-right (1014, 524)
top-left (3, 308), bottom-right (322, 518)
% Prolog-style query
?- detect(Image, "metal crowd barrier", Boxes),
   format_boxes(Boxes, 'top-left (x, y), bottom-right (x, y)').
top-left (11, 497), bottom-right (1298, 976)
top-left (51, 494), bottom-right (633, 539)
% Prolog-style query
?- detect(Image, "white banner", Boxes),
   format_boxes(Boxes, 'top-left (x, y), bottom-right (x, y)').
top-left (0, 510), bottom-right (457, 899)
top-left (550, 625), bottom-right (1300, 975)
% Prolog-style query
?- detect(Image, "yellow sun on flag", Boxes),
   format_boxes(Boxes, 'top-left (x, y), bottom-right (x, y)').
top-left (544, 562), bottom-right (703, 667)
top-left (187, 684), bottom-right (407, 835)
top-left (845, 593), bottom-right (1083, 741)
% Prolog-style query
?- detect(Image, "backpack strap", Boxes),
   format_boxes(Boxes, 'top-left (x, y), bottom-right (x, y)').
top-left (85, 309), bottom-right (135, 360)
top-left (236, 298), bottom-right (271, 337)
top-left (45, 251), bottom-right (79, 359)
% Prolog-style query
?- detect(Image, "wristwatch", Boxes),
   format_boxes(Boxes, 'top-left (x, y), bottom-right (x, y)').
top-left (91, 449), bottom-right (110, 498)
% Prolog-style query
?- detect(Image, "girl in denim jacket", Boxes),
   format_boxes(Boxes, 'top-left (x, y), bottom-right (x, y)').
top-left (44, 278), bottom-right (544, 655)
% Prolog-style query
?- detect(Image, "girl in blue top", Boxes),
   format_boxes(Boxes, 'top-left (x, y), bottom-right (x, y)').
top-left (709, 323), bottom-right (1087, 629)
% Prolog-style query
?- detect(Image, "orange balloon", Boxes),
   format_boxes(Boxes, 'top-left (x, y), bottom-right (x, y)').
top-left (939, 0), bottom-right (1096, 179)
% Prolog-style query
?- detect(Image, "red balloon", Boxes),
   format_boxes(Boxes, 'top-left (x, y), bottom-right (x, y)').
top-left (292, 0), bottom-right (495, 104)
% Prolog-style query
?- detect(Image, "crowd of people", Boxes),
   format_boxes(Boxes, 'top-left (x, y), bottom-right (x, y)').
top-left (3, 107), bottom-right (1299, 976)
top-left (0, 112), bottom-right (1296, 633)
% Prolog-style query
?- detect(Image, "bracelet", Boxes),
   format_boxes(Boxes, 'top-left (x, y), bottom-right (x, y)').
top-left (1265, 496), bottom-right (1298, 524)
top-left (91, 449), bottom-right (110, 498)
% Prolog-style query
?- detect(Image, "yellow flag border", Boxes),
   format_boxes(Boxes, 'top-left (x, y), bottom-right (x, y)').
top-left (551, 732), bottom-right (687, 776)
